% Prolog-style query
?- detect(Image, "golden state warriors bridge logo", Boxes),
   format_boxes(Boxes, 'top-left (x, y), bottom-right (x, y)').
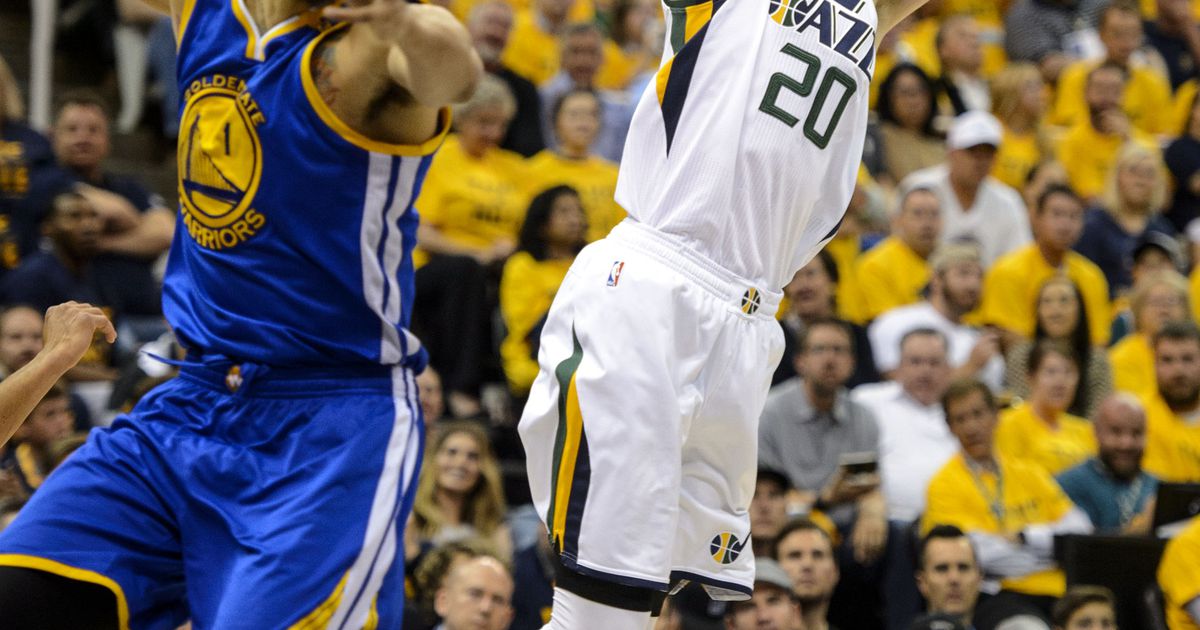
top-left (710, 532), bottom-right (747, 565)
top-left (177, 74), bottom-right (267, 250)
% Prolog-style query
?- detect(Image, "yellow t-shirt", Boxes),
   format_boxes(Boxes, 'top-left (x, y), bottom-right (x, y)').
top-left (996, 403), bottom-right (1097, 475)
top-left (825, 234), bottom-right (866, 323)
top-left (1049, 61), bottom-right (1174, 135)
top-left (502, 10), bottom-right (561, 87)
top-left (1110, 333), bottom-right (1155, 395)
top-left (596, 39), bottom-right (651, 91)
top-left (1190, 265), bottom-right (1200, 324)
top-left (1139, 0), bottom-right (1200, 21)
top-left (1055, 122), bottom-right (1159, 201)
top-left (981, 245), bottom-right (1112, 346)
top-left (923, 453), bottom-right (1073, 597)
top-left (499, 252), bottom-right (572, 395)
top-left (1159, 516), bottom-right (1200, 630)
top-left (855, 237), bottom-right (931, 322)
top-left (899, 18), bottom-right (942, 79)
top-left (416, 135), bottom-right (530, 260)
top-left (1141, 391), bottom-right (1200, 482)
top-left (992, 126), bottom-right (1043, 191)
top-left (526, 150), bottom-right (625, 242)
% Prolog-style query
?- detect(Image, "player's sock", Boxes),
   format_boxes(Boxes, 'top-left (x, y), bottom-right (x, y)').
top-left (541, 586), bottom-right (656, 630)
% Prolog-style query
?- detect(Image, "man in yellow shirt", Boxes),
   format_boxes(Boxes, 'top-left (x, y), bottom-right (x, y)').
top-left (1159, 515), bottom-right (1200, 630)
top-left (1049, 2), bottom-right (1173, 135)
top-left (1056, 62), bottom-right (1160, 202)
top-left (923, 379), bottom-right (1093, 615)
top-left (1141, 321), bottom-right (1200, 482)
top-left (502, 0), bottom-right (576, 86)
top-left (981, 184), bottom-right (1111, 346)
top-left (856, 186), bottom-right (942, 322)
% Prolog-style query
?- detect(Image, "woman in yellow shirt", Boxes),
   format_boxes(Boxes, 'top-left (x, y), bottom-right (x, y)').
top-left (500, 186), bottom-right (587, 397)
top-left (990, 63), bottom-right (1050, 190)
top-left (527, 89), bottom-right (625, 242)
top-left (1110, 270), bottom-right (1190, 395)
top-left (997, 340), bottom-right (1098, 475)
top-left (596, 0), bottom-right (657, 91)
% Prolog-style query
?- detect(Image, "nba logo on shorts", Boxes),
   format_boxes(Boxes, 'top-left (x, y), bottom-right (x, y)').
top-left (607, 261), bottom-right (625, 287)
top-left (710, 532), bottom-right (746, 565)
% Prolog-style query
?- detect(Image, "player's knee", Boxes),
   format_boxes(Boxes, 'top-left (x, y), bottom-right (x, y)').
top-left (0, 567), bottom-right (120, 630)
top-left (553, 556), bottom-right (666, 614)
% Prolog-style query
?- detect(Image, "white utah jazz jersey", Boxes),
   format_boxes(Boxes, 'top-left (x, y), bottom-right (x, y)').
top-left (615, 0), bottom-right (877, 290)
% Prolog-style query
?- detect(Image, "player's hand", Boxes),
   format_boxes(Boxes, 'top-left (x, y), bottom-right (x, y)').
top-left (850, 509), bottom-right (887, 565)
top-left (40, 302), bottom-right (116, 373)
top-left (323, 0), bottom-right (413, 42)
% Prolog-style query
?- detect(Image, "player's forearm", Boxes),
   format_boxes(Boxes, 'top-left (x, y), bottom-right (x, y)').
top-left (386, 6), bottom-right (482, 107)
top-left (0, 350), bottom-right (77, 446)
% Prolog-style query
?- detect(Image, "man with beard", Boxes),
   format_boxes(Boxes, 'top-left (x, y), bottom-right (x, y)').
top-left (982, 184), bottom-right (1111, 347)
top-left (855, 186), bottom-right (942, 323)
top-left (773, 519), bottom-right (840, 630)
top-left (1140, 321), bottom-right (1200, 482)
top-left (1056, 394), bottom-right (1158, 534)
top-left (869, 244), bottom-right (1003, 390)
top-left (467, 0), bottom-right (545, 157)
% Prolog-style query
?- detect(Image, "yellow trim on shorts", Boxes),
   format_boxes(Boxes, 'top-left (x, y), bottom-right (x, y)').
top-left (300, 25), bottom-right (452, 157)
top-left (175, 0), bottom-right (199, 47)
top-left (0, 554), bottom-right (130, 630)
top-left (289, 571), bottom-right (349, 629)
top-left (551, 372), bottom-right (585, 552)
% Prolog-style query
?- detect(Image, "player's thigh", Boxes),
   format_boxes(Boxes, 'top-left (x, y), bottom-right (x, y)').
top-left (185, 376), bottom-right (422, 630)
top-left (672, 316), bottom-right (784, 597)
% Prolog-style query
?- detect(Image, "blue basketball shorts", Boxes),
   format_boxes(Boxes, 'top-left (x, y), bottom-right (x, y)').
top-left (0, 358), bottom-right (424, 630)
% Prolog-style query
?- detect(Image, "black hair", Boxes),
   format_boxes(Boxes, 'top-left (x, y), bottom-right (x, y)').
top-left (917, 524), bottom-right (977, 571)
top-left (1032, 276), bottom-right (1092, 414)
top-left (516, 185), bottom-right (586, 261)
top-left (876, 63), bottom-right (939, 139)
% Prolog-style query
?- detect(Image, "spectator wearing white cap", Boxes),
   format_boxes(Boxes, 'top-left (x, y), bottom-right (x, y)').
top-left (901, 112), bottom-right (1032, 267)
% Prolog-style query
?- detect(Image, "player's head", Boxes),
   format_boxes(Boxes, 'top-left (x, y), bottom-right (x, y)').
top-left (16, 381), bottom-right (74, 450)
top-left (941, 378), bottom-right (998, 462)
top-left (773, 518), bottom-right (839, 607)
top-left (518, 185), bottom-right (586, 261)
top-left (916, 525), bottom-right (982, 620)
top-left (751, 468), bottom-right (792, 546)
top-left (414, 421), bottom-right (507, 536)
top-left (1085, 62), bottom-right (1128, 122)
top-left (945, 111), bottom-right (1001, 189)
top-left (935, 15), bottom-right (982, 75)
top-left (467, 0), bottom-right (515, 66)
top-left (1032, 183), bottom-right (1084, 255)
top-left (42, 191), bottom-right (102, 261)
top-left (893, 185), bottom-right (942, 258)
top-left (1130, 269), bottom-right (1188, 338)
top-left (724, 558), bottom-right (802, 630)
top-left (0, 305), bottom-right (43, 373)
top-left (1092, 393), bottom-right (1147, 480)
top-left (897, 328), bottom-right (951, 407)
top-left (1051, 586), bottom-right (1116, 630)
top-left (434, 555), bottom-right (515, 630)
top-left (1154, 320), bottom-right (1200, 411)
top-left (560, 22), bottom-right (605, 86)
top-left (928, 244), bottom-right (984, 317)
top-left (784, 250), bottom-right (838, 320)
top-left (795, 317), bottom-right (855, 397)
top-left (52, 90), bottom-right (110, 177)
top-left (552, 89), bottom-right (603, 153)
top-left (453, 75), bottom-right (516, 155)
top-left (1098, 0), bottom-right (1143, 65)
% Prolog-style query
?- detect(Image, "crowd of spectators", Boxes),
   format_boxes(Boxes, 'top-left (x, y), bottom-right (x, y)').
top-left (5, 0), bottom-right (1200, 627)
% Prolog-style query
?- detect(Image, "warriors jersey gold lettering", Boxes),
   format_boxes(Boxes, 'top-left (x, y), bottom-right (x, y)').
top-left (616, 0), bottom-right (877, 290)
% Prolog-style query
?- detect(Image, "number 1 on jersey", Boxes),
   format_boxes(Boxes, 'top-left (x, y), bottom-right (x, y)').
top-left (759, 44), bottom-right (858, 150)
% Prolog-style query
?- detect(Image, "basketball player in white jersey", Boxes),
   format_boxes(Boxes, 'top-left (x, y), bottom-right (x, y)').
top-left (518, 0), bottom-right (930, 627)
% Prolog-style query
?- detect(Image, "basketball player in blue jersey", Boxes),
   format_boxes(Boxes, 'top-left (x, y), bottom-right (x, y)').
top-left (0, 1), bottom-right (480, 628)
top-left (516, 0), bottom-right (930, 626)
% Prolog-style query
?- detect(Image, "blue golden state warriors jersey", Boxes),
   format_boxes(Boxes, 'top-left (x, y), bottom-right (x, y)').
top-left (176, 0), bottom-right (317, 80)
top-left (164, 21), bottom-right (450, 368)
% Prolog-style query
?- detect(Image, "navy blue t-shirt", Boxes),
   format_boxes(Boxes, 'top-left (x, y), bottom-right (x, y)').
top-left (1072, 207), bottom-right (1176, 297)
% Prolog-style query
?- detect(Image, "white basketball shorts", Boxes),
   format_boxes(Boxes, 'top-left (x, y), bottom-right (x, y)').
top-left (518, 219), bottom-right (785, 600)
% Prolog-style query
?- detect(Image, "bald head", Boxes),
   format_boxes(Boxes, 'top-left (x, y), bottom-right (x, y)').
top-left (1093, 394), bottom-right (1146, 480)
top-left (435, 555), bottom-right (514, 630)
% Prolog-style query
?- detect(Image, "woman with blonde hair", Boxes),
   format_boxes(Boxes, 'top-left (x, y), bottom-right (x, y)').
top-left (990, 63), bottom-right (1050, 190)
top-left (1074, 143), bottom-right (1176, 297)
top-left (405, 421), bottom-right (512, 564)
top-left (1110, 269), bottom-right (1190, 395)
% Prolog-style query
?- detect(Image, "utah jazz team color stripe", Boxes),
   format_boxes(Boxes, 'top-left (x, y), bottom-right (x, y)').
top-left (547, 330), bottom-right (591, 556)
top-left (656, 0), bottom-right (727, 153)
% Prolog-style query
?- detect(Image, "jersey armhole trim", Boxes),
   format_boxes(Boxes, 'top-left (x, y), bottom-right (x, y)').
top-left (300, 26), bottom-right (452, 157)
top-left (0, 554), bottom-right (131, 630)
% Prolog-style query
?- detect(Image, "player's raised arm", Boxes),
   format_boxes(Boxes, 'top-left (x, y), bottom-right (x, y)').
top-left (324, 0), bottom-right (483, 108)
top-left (875, 0), bottom-right (932, 36)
